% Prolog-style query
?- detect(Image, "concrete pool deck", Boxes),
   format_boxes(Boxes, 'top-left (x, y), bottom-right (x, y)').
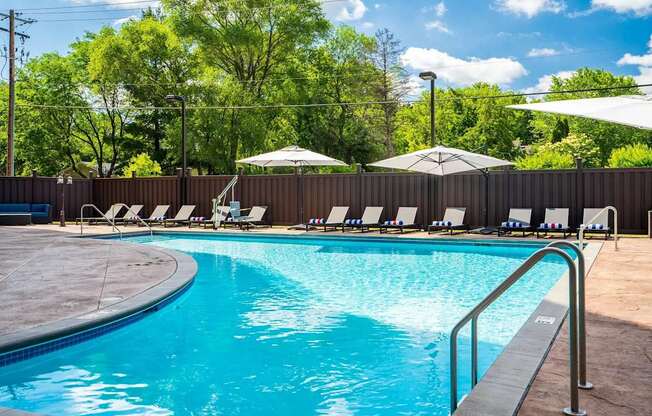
top-left (0, 226), bottom-right (197, 357)
top-left (1, 224), bottom-right (651, 416)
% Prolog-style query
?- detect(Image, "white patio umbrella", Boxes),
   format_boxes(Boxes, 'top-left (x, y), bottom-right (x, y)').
top-left (237, 145), bottom-right (347, 226)
top-left (238, 145), bottom-right (348, 168)
top-left (507, 94), bottom-right (652, 130)
top-left (369, 146), bottom-right (513, 228)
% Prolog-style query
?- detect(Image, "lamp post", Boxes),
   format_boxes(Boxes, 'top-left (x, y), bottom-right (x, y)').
top-left (165, 95), bottom-right (187, 204)
top-left (419, 71), bottom-right (437, 146)
top-left (57, 174), bottom-right (72, 227)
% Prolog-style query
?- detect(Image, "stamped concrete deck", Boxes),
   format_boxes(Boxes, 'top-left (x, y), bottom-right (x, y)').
top-left (0, 226), bottom-right (196, 350)
top-left (518, 238), bottom-right (652, 416)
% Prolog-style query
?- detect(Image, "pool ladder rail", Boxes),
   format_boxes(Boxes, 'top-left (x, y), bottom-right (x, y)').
top-left (449, 241), bottom-right (592, 416)
top-left (79, 203), bottom-right (153, 239)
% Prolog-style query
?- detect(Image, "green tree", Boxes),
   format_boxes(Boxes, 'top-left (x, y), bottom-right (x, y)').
top-left (515, 149), bottom-right (575, 170)
top-left (609, 143), bottom-right (652, 168)
top-left (532, 68), bottom-right (652, 165)
top-left (122, 153), bottom-right (162, 176)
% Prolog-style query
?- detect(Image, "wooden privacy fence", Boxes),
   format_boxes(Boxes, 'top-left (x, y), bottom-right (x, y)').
top-left (1, 167), bottom-right (652, 234)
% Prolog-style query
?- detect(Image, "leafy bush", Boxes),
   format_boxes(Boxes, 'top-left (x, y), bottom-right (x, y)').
top-left (515, 149), bottom-right (575, 170)
top-left (122, 153), bottom-right (162, 177)
top-left (609, 143), bottom-right (652, 168)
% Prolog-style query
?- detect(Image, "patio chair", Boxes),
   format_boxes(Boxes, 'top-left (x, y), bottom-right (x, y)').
top-left (428, 207), bottom-right (468, 235)
top-left (341, 206), bottom-right (384, 233)
top-left (163, 205), bottom-right (196, 227)
top-left (536, 208), bottom-right (571, 238)
top-left (306, 206), bottom-right (349, 232)
top-left (498, 208), bottom-right (533, 237)
top-left (189, 206), bottom-right (230, 229)
top-left (577, 208), bottom-right (611, 240)
top-left (379, 207), bottom-right (419, 233)
top-left (141, 205), bottom-right (170, 226)
top-left (115, 205), bottom-right (144, 225)
top-left (223, 206), bottom-right (268, 230)
top-left (76, 203), bottom-right (123, 225)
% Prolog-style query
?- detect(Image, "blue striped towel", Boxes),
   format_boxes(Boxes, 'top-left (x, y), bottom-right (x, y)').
top-left (502, 221), bottom-right (523, 228)
top-left (432, 220), bottom-right (453, 227)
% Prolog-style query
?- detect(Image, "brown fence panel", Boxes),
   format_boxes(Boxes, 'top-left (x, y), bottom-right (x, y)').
top-left (0, 176), bottom-right (92, 220)
top-left (2, 167), bottom-right (652, 233)
top-left (93, 176), bottom-right (179, 219)
top-left (582, 168), bottom-right (652, 234)
top-left (187, 175), bottom-right (234, 218)
top-left (240, 174), bottom-right (298, 224)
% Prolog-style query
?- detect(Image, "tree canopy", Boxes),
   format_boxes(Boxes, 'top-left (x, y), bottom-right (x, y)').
top-left (1, 3), bottom-right (651, 177)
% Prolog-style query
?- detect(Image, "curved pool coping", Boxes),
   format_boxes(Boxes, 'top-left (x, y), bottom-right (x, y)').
top-left (0, 240), bottom-right (197, 365)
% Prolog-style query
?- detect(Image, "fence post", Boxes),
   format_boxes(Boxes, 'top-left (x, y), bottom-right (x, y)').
top-left (575, 158), bottom-right (584, 228)
top-left (176, 168), bottom-right (183, 209)
top-left (357, 164), bottom-right (364, 219)
top-left (31, 169), bottom-right (37, 204)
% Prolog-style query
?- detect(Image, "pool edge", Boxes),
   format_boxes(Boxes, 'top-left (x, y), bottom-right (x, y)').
top-left (0, 242), bottom-right (197, 364)
top-left (454, 241), bottom-right (603, 416)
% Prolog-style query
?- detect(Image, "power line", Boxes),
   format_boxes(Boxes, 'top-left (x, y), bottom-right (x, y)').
top-left (14, 83), bottom-right (651, 111)
top-left (16, 1), bottom-right (161, 11)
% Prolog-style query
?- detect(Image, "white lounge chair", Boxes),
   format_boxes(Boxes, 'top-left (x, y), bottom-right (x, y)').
top-left (306, 206), bottom-right (349, 232)
top-left (578, 208), bottom-right (611, 240)
top-left (342, 206), bottom-right (384, 233)
top-left (163, 205), bottom-right (196, 227)
top-left (536, 208), bottom-right (571, 238)
top-left (428, 207), bottom-right (468, 235)
top-left (116, 204), bottom-right (144, 225)
top-left (189, 205), bottom-right (230, 229)
top-left (76, 203), bottom-right (123, 225)
top-left (379, 207), bottom-right (419, 233)
top-left (141, 205), bottom-right (170, 226)
top-left (498, 208), bottom-right (533, 237)
top-left (224, 206), bottom-right (268, 230)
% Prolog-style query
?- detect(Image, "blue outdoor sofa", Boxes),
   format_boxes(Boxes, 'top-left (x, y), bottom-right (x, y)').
top-left (0, 203), bottom-right (52, 225)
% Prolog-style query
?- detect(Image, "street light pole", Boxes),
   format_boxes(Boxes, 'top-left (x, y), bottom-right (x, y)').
top-left (419, 71), bottom-right (437, 147)
top-left (165, 95), bottom-right (187, 204)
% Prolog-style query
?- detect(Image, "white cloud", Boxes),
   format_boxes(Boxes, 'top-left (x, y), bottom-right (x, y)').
top-left (527, 47), bottom-right (560, 57)
top-left (434, 1), bottom-right (448, 17)
top-left (400, 47), bottom-right (528, 86)
top-left (324, 0), bottom-right (368, 21)
top-left (495, 0), bottom-right (566, 17)
top-left (405, 75), bottom-right (426, 97)
top-left (523, 70), bottom-right (576, 95)
top-left (112, 15), bottom-right (138, 26)
top-left (72, 0), bottom-right (160, 9)
top-left (591, 0), bottom-right (652, 15)
top-left (617, 34), bottom-right (652, 92)
top-left (361, 21), bottom-right (375, 29)
top-left (425, 20), bottom-right (451, 34)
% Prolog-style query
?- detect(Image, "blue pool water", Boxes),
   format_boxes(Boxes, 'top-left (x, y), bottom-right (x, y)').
top-left (0, 234), bottom-right (569, 415)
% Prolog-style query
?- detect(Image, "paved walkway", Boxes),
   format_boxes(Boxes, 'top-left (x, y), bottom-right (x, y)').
top-left (519, 238), bottom-right (652, 415)
top-left (0, 226), bottom-right (181, 338)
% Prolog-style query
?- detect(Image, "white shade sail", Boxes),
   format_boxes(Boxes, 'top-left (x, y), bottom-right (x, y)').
top-left (507, 95), bottom-right (652, 130)
top-left (368, 146), bottom-right (513, 176)
top-left (237, 145), bottom-right (347, 167)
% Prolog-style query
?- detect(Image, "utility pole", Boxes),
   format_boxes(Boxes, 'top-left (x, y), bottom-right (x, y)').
top-left (1, 10), bottom-right (35, 176)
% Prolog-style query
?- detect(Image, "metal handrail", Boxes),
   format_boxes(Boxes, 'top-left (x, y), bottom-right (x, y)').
top-left (547, 241), bottom-right (592, 390)
top-left (80, 204), bottom-right (123, 240)
top-left (449, 246), bottom-right (585, 416)
top-left (213, 174), bottom-right (238, 228)
top-left (113, 203), bottom-right (152, 237)
top-left (579, 205), bottom-right (618, 251)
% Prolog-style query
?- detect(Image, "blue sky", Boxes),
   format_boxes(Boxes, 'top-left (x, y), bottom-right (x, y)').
top-left (2, 0), bottom-right (652, 93)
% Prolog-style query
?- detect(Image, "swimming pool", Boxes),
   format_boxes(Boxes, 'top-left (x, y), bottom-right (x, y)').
top-left (0, 234), bottom-right (570, 415)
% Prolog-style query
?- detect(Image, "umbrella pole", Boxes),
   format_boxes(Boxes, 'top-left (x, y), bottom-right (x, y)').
top-left (484, 170), bottom-right (489, 227)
